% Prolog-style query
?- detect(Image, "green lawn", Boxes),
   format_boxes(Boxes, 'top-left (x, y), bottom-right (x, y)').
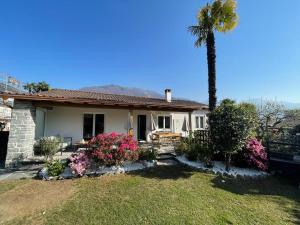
top-left (0, 165), bottom-right (299, 225)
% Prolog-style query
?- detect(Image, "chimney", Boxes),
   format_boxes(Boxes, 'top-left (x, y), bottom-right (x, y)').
top-left (165, 89), bottom-right (172, 102)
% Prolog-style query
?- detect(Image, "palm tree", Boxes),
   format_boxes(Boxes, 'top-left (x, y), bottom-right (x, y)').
top-left (189, 0), bottom-right (238, 111)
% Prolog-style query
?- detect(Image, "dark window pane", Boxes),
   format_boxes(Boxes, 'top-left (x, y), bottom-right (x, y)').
top-left (95, 114), bottom-right (104, 135)
top-left (200, 117), bottom-right (204, 129)
top-left (165, 116), bottom-right (171, 129)
top-left (83, 114), bottom-right (93, 139)
top-left (195, 117), bottom-right (199, 129)
top-left (158, 116), bottom-right (164, 129)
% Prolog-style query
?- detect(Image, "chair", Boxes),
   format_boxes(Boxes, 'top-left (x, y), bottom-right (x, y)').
top-left (60, 137), bottom-right (73, 155)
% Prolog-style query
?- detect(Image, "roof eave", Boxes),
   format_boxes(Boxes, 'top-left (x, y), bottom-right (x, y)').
top-left (0, 93), bottom-right (205, 112)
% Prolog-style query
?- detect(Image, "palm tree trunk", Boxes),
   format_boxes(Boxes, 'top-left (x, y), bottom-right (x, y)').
top-left (206, 31), bottom-right (217, 111)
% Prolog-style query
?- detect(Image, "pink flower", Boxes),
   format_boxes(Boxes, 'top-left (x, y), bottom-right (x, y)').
top-left (69, 151), bottom-right (90, 176)
top-left (244, 138), bottom-right (268, 171)
top-left (89, 132), bottom-right (138, 166)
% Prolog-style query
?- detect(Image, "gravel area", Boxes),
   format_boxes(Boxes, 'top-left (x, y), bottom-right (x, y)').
top-left (176, 155), bottom-right (269, 178)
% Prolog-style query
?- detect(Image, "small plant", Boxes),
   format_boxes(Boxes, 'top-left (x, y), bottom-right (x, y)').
top-left (36, 136), bottom-right (62, 159)
top-left (186, 143), bottom-right (199, 161)
top-left (197, 144), bottom-right (213, 167)
top-left (175, 141), bottom-right (189, 156)
top-left (46, 160), bottom-right (65, 177)
top-left (138, 148), bottom-right (157, 161)
top-left (69, 151), bottom-right (90, 176)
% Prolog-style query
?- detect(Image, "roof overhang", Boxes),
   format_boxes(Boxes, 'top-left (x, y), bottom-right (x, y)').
top-left (0, 93), bottom-right (208, 112)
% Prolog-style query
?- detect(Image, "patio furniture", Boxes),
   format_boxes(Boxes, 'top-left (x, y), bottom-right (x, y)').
top-left (60, 137), bottom-right (73, 155)
top-left (73, 141), bottom-right (90, 151)
top-left (151, 132), bottom-right (182, 144)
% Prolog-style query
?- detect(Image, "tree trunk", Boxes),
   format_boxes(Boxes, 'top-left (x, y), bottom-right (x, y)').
top-left (225, 153), bottom-right (231, 171)
top-left (206, 31), bottom-right (217, 112)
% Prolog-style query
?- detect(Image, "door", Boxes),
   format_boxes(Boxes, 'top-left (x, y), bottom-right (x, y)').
top-left (0, 131), bottom-right (9, 168)
top-left (137, 115), bottom-right (147, 141)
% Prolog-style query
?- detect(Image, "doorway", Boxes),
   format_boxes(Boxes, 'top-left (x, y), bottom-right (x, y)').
top-left (0, 131), bottom-right (9, 168)
top-left (137, 115), bottom-right (147, 141)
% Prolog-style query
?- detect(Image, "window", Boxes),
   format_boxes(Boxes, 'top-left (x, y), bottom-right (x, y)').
top-left (95, 114), bottom-right (104, 135)
top-left (195, 116), bottom-right (205, 129)
top-left (83, 114), bottom-right (104, 139)
top-left (158, 116), bottom-right (171, 130)
top-left (83, 114), bottom-right (93, 139)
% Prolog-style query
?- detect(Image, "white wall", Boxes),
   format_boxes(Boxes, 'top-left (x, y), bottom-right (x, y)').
top-left (42, 106), bottom-right (208, 143)
top-left (45, 106), bottom-right (128, 142)
top-left (0, 105), bottom-right (11, 131)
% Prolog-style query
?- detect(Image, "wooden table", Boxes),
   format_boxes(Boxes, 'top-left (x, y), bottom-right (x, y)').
top-left (152, 132), bottom-right (182, 144)
top-left (73, 142), bottom-right (90, 150)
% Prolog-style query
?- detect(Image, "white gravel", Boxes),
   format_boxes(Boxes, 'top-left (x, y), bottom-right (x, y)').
top-left (176, 155), bottom-right (268, 178)
top-left (123, 160), bottom-right (156, 172)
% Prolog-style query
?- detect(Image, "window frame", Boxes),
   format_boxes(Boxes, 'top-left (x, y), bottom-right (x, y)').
top-left (195, 115), bottom-right (205, 130)
top-left (83, 113), bottom-right (105, 139)
top-left (157, 115), bottom-right (172, 131)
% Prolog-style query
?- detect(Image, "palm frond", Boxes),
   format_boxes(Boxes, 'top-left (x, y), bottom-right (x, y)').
top-left (188, 25), bottom-right (207, 47)
top-left (215, 0), bottom-right (238, 32)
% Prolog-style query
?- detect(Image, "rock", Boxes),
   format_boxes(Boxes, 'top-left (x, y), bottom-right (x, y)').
top-left (59, 167), bottom-right (74, 179)
top-left (293, 155), bottom-right (300, 162)
top-left (37, 168), bottom-right (49, 180)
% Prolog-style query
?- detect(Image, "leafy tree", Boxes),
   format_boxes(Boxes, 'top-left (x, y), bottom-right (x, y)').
top-left (23, 81), bottom-right (50, 93)
top-left (189, 0), bottom-right (238, 111)
top-left (239, 102), bottom-right (259, 136)
top-left (291, 124), bottom-right (300, 135)
top-left (257, 100), bottom-right (287, 141)
top-left (210, 99), bottom-right (256, 170)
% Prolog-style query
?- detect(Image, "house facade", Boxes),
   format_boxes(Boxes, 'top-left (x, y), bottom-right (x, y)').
top-left (0, 89), bottom-right (208, 167)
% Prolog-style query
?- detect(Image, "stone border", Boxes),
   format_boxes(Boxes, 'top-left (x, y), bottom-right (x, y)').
top-left (175, 155), bottom-right (269, 178)
top-left (38, 160), bottom-right (157, 180)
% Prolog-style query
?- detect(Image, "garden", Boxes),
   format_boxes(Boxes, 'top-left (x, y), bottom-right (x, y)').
top-left (174, 99), bottom-right (269, 177)
top-left (35, 132), bottom-right (157, 180)
top-left (34, 99), bottom-right (300, 181)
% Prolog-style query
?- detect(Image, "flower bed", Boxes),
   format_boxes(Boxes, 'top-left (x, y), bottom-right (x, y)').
top-left (176, 155), bottom-right (268, 178)
top-left (38, 132), bottom-right (157, 180)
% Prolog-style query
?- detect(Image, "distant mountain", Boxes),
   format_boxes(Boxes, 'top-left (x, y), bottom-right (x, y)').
top-left (244, 98), bottom-right (300, 110)
top-left (80, 85), bottom-right (164, 98)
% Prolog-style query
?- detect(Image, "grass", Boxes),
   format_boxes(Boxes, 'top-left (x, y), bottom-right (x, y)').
top-left (0, 165), bottom-right (299, 225)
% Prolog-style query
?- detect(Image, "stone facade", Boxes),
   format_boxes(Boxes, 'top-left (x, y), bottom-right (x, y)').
top-left (5, 100), bottom-right (36, 167)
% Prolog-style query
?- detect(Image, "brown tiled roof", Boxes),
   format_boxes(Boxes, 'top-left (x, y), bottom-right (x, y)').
top-left (0, 89), bottom-right (208, 111)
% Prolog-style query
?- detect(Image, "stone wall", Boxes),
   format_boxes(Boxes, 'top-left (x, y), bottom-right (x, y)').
top-left (5, 100), bottom-right (36, 167)
top-left (0, 105), bottom-right (11, 119)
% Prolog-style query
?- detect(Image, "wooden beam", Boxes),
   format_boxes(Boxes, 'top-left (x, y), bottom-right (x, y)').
top-left (188, 111), bottom-right (192, 134)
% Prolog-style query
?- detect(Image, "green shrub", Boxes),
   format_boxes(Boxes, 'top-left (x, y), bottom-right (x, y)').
top-left (46, 160), bottom-right (65, 177)
top-left (186, 143), bottom-right (199, 161)
top-left (210, 99), bottom-right (256, 170)
top-left (175, 141), bottom-right (189, 156)
top-left (138, 148), bottom-right (157, 161)
top-left (197, 144), bottom-right (213, 166)
top-left (36, 136), bottom-right (62, 159)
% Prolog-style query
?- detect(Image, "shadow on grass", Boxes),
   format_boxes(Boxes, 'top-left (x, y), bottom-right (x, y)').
top-left (211, 175), bottom-right (300, 224)
top-left (130, 164), bottom-right (194, 180)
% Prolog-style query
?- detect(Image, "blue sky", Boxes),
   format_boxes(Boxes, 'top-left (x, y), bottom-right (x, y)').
top-left (0, 0), bottom-right (299, 103)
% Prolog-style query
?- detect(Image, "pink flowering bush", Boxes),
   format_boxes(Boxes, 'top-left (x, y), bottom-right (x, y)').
top-left (69, 151), bottom-right (90, 176)
top-left (244, 138), bottom-right (268, 171)
top-left (89, 132), bottom-right (139, 166)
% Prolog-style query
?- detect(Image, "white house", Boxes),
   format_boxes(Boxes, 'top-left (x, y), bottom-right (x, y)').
top-left (0, 89), bottom-right (208, 167)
